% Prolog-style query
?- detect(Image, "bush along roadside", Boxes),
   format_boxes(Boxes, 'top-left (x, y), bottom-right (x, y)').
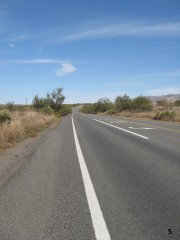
top-left (0, 110), bottom-right (11, 124)
top-left (0, 87), bottom-right (67, 150)
top-left (154, 111), bottom-right (176, 121)
top-left (80, 95), bottom-right (180, 122)
top-left (81, 98), bottom-right (113, 114)
top-left (81, 95), bottom-right (153, 114)
top-left (58, 105), bottom-right (72, 116)
top-left (0, 111), bottom-right (57, 150)
top-left (32, 87), bottom-right (72, 116)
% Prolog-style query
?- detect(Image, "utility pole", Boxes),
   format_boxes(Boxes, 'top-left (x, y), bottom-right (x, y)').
top-left (25, 97), bottom-right (28, 111)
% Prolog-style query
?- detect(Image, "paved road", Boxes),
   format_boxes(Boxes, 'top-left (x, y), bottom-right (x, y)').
top-left (0, 109), bottom-right (180, 240)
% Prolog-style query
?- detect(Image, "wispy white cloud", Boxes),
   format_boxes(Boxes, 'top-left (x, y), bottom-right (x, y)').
top-left (10, 33), bottom-right (28, 41)
top-left (56, 63), bottom-right (76, 77)
top-left (9, 43), bottom-right (15, 48)
top-left (146, 87), bottom-right (180, 96)
top-left (58, 21), bottom-right (180, 42)
top-left (0, 58), bottom-right (64, 64)
top-left (0, 58), bottom-right (111, 65)
top-left (18, 59), bottom-right (63, 64)
top-left (0, 58), bottom-right (76, 77)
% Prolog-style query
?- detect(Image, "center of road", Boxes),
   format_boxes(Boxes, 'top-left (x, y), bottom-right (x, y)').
top-left (71, 117), bottom-right (111, 240)
top-left (93, 119), bottom-right (150, 140)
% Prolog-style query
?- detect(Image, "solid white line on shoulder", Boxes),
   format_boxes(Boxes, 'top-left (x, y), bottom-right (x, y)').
top-left (94, 119), bottom-right (149, 140)
top-left (128, 127), bottom-right (154, 130)
top-left (71, 117), bottom-right (111, 240)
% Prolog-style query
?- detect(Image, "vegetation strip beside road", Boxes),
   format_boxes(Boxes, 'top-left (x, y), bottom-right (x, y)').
top-left (81, 95), bottom-right (180, 122)
top-left (0, 87), bottom-right (73, 152)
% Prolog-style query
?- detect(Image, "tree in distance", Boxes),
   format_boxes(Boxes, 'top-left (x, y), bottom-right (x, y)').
top-left (157, 99), bottom-right (169, 110)
top-left (81, 95), bottom-right (153, 113)
top-left (46, 88), bottom-right (65, 111)
top-left (6, 102), bottom-right (15, 111)
top-left (115, 94), bottom-right (132, 111)
top-left (174, 100), bottom-right (180, 110)
top-left (32, 88), bottom-right (65, 112)
top-left (133, 96), bottom-right (153, 111)
top-left (96, 98), bottom-right (113, 112)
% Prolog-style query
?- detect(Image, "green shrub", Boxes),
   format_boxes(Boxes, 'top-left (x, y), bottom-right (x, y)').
top-left (58, 105), bottom-right (72, 115)
top-left (96, 98), bottom-right (112, 112)
top-left (32, 88), bottom-right (65, 112)
top-left (6, 102), bottom-right (14, 111)
top-left (32, 95), bottom-right (48, 109)
top-left (106, 106), bottom-right (117, 114)
top-left (115, 94), bottom-right (132, 111)
top-left (41, 106), bottom-right (54, 115)
top-left (81, 103), bottom-right (98, 114)
top-left (0, 110), bottom-right (11, 124)
top-left (133, 96), bottom-right (153, 111)
top-left (46, 88), bottom-right (65, 111)
top-left (154, 111), bottom-right (175, 121)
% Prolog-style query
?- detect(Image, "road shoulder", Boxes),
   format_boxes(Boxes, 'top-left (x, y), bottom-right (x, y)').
top-left (0, 122), bottom-right (58, 189)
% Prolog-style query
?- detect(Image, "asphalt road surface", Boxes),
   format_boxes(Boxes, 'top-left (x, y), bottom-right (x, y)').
top-left (0, 108), bottom-right (180, 240)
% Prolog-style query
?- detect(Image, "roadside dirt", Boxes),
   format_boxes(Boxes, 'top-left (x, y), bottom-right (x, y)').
top-left (0, 123), bottom-right (58, 189)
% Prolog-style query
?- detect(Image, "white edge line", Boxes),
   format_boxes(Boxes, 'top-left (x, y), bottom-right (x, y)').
top-left (128, 127), bottom-right (154, 130)
top-left (71, 117), bottom-right (111, 240)
top-left (93, 119), bottom-right (149, 140)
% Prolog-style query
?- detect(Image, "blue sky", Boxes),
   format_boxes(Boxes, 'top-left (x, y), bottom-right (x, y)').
top-left (0, 0), bottom-right (180, 104)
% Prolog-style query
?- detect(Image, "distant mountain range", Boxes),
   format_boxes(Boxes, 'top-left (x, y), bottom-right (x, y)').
top-left (147, 94), bottom-right (180, 102)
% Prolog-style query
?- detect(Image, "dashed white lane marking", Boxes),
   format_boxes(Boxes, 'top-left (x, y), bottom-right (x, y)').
top-left (128, 127), bottom-right (154, 130)
top-left (93, 119), bottom-right (149, 140)
top-left (72, 117), bottom-right (111, 240)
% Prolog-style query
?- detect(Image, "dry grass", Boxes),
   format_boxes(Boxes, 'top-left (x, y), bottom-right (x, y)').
top-left (110, 107), bottom-right (180, 122)
top-left (0, 111), bottom-right (57, 150)
top-left (175, 109), bottom-right (180, 121)
top-left (116, 111), bottom-right (155, 119)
